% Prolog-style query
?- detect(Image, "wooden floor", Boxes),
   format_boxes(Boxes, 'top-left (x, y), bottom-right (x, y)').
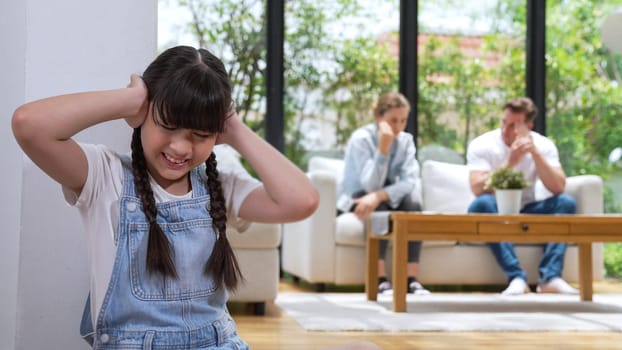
top-left (229, 279), bottom-right (622, 350)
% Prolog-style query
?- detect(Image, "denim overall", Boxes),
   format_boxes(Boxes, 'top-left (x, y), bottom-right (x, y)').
top-left (80, 157), bottom-right (248, 349)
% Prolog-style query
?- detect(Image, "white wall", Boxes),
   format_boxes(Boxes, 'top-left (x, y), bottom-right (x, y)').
top-left (0, 0), bottom-right (156, 349)
top-left (0, 2), bottom-right (26, 350)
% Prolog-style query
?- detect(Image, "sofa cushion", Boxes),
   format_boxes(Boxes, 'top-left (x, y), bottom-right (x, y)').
top-left (422, 160), bottom-right (474, 213)
top-left (335, 213), bottom-right (365, 246)
top-left (420, 160), bottom-right (475, 247)
top-left (227, 222), bottom-right (281, 249)
top-left (214, 145), bottom-right (282, 249)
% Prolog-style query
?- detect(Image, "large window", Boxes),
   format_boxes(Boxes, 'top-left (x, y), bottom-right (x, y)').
top-left (545, 1), bottom-right (622, 180)
top-left (282, 1), bottom-right (401, 164)
top-left (158, 0), bottom-right (622, 276)
top-left (417, 0), bottom-right (526, 161)
top-left (158, 1), bottom-right (402, 167)
top-left (543, 1), bottom-right (622, 278)
top-left (157, 0), bottom-right (621, 183)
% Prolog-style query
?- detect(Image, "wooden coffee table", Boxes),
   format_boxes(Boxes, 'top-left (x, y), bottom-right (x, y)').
top-left (365, 212), bottom-right (622, 312)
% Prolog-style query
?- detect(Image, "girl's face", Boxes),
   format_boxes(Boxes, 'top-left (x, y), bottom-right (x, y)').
top-left (140, 109), bottom-right (217, 195)
top-left (376, 106), bottom-right (409, 136)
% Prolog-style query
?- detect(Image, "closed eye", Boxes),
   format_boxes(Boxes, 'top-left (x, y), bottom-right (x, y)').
top-left (159, 123), bottom-right (177, 131)
top-left (193, 132), bottom-right (213, 139)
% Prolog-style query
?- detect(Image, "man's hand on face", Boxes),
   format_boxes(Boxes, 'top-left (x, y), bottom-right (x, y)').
top-left (507, 123), bottom-right (534, 167)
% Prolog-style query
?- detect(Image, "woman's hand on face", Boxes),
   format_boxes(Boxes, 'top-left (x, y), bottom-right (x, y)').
top-left (377, 120), bottom-right (394, 155)
top-left (124, 74), bottom-right (149, 128)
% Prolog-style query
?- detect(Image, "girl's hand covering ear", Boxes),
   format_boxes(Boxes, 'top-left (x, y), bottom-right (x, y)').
top-left (124, 74), bottom-right (149, 128)
top-left (216, 108), bottom-right (241, 145)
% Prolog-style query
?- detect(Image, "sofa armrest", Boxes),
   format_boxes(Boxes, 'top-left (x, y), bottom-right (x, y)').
top-left (565, 175), bottom-right (604, 214)
top-left (281, 170), bottom-right (339, 283)
top-left (536, 175), bottom-right (604, 214)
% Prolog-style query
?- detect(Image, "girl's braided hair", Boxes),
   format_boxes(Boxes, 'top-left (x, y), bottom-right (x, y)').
top-left (131, 46), bottom-right (242, 291)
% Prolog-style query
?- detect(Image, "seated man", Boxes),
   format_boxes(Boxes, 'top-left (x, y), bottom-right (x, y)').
top-left (466, 97), bottom-right (578, 295)
top-left (337, 91), bottom-right (428, 295)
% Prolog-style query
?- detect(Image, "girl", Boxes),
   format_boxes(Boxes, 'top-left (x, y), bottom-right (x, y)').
top-left (12, 46), bottom-right (377, 350)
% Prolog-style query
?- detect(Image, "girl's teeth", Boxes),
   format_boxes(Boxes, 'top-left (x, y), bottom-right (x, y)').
top-left (164, 154), bottom-right (185, 164)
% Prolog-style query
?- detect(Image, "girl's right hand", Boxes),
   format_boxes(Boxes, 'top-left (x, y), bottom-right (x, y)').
top-left (124, 74), bottom-right (149, 128)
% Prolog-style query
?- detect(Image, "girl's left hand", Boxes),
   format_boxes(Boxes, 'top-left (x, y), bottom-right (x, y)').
top-left (216, 108), bottom-right (241, 145)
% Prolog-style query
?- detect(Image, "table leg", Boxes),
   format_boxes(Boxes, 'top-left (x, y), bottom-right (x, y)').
top-left (365, 221), bottom-right (379, 301)
top-left (578, 243), bottom-right (593, 301)
top-left (392, 220), bottom-right (407, 312)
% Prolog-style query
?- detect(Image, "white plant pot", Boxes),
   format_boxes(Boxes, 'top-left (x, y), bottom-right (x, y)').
top-left (495, 189), bottom-right (523, 214)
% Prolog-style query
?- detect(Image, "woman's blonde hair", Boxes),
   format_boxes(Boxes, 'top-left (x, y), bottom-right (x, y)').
top-left (373, 91), bottom-right (411, 117)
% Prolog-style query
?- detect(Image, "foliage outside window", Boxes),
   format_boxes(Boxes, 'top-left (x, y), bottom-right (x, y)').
top-left (417, 0), bottom-right (526, 157)
top-left (545, 0), bottom-right (622, 279)
top-left (159, 0), bottom-right (402, 169)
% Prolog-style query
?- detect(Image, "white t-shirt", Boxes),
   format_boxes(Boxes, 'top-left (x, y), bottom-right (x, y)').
top-left (466, 128), bottom-right (561, 205)
top-left (63, 143), bottom-right (261, 325)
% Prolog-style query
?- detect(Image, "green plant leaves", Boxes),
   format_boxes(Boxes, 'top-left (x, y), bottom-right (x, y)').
top-left (484, 166), bottom-right (529, 190)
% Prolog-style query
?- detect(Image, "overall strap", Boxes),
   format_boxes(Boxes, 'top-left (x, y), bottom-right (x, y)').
top-left (120, 155), bottom-right (136, 198)
top-left (191, 164), bottom-right (209, 198)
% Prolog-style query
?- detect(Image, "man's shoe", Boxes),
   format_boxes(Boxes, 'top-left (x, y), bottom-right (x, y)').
top-left (409, 281), bottom-right (431, 295)
top-left (378, 280), bottom-right (393, 294)
top-left (501, 277), bottom-right (530, 295)
top-left (536, 277), bottom-right (579, 294)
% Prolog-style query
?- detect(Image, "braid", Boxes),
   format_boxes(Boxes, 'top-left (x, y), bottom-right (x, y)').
top-left (204, 152), bottom-right (243, 291)
top-left (130, 128), bottom-right (178, 278)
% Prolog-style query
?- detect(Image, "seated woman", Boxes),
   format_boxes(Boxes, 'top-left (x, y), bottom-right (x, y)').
top-left (336, 91), bottom-right (429, 295)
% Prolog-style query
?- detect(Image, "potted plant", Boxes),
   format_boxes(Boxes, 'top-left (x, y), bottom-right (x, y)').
top-left (484, 166), bottom-right (529, 214)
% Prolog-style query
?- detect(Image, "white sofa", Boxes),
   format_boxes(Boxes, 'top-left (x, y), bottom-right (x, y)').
top-left (281, 156), bottom-right (605, 288)
top-left (227, 222), bottom-right (280, 314)
top-left (214, 146), bottom-right (281, 314)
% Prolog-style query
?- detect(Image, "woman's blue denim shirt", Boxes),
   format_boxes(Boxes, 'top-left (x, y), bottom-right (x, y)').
top-left (337, 123), bottom-right (419, 212)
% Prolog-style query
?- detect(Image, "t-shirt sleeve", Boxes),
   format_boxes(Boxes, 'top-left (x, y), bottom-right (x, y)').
top-left (62, 143), bottom-right (123, 210)
top-left (466, 137), bottom-right (493, 172)
top-left (538, 136), bottom-right (562, 168)
top-left (220, 166), bottom-right (262, 233)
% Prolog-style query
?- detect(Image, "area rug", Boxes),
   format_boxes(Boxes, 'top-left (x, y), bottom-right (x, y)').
top-left (274, 292), bottom-right (622, 332)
